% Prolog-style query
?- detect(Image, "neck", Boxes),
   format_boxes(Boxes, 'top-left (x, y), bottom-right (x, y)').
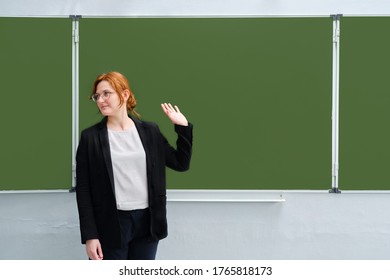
top-left (107, 111), bottom-right (133, 131)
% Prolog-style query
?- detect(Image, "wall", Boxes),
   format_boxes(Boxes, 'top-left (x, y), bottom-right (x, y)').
top-left (0, 190), bottom-right (389, 260)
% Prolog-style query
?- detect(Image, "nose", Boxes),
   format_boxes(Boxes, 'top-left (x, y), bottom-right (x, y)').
top-left (96, 96), bottom-right (105, 103)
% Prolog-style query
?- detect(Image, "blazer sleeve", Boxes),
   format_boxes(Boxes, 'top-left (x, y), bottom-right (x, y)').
top-left (163, 123), bottom-right (193, 171)
top-left (75, 130), bottom-right (100, 243)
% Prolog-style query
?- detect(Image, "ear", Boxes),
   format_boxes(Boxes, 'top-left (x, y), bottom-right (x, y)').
top-left (122, 89), bottom-right (130, 101)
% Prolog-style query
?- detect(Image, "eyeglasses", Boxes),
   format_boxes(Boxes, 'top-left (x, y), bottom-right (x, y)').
top-left (91, 91), bottom-right (114, 102)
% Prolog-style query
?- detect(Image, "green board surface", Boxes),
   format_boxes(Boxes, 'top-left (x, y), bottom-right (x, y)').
top-left (0, 18), bottom-right (72, 190)
top-left (79, 18), bottom-right (332, 190)
top-left (339, 17), bottom-right (390, 190)
top-left (7, 17), bottom-right (388, 190)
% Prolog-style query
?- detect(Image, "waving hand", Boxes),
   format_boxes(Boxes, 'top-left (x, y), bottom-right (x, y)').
top-left (161, 103), bottom-right (188, 126)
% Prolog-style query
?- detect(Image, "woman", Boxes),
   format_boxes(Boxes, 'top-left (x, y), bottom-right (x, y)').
top-left (76, 71), bottom-right (193, 260)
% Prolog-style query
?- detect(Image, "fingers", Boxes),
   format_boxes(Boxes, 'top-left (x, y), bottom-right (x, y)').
top-left (96, 244), bottom-right (104, 260)
top-left (161, 103), bottom-right (169, 114)
top-left (174, 105), bottom-right (181, 113)
top-left (86, 239), bottom-right (104, 260)
top-left (89, 252), bottom-right (99, 260)
top-left (161, 103), bottom-right (173, 112)
top-left (89, 249), bottom-right (103, 260)
top-left (161, 103), bottom-right (188, 126)
top-left (161, 103), bottom-right (179, 114)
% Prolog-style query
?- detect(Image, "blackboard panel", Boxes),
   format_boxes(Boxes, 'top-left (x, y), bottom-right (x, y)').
top-left (3, 17), bottom-right (389, 191)
top-left (339, 18), bottom-right (390, 190)
top-left (0, 18), bottom-right (72, 190)
top-left (80, 18), bottom-right (332, 190)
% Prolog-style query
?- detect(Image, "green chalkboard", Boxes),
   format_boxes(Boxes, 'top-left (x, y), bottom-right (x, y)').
top-left (0, 18), bottom-right (72, 190)
top-left (2, 17), bottom-right (389, 191)
top-left (79, 18), bottom-right (333, 190)
top-left (0, 17), bottom-right (340, 191)
top-left (339, 17), bottom-right (390, 190)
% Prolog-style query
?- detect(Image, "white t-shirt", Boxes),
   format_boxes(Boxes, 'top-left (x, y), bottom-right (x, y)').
top-left (108, 126), bottom-right (149, 210)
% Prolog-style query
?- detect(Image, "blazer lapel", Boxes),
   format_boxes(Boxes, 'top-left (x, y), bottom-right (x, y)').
top-left (98, 117), bottom-right (115, 194)
top-left (131, 115), bottom-right (153, 185)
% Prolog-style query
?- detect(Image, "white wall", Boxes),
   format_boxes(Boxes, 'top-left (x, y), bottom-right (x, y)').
top-left (2, 0), bottom-right (390, 17)
top-left (0, 190), bottom-right (389, 260)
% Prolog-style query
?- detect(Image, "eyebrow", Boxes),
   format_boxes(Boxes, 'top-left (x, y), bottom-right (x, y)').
top-left (94, 90), bottom-right (112, 94)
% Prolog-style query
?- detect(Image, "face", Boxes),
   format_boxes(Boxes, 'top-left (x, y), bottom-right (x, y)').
top-left (95, 80), bottom-right (126, 117)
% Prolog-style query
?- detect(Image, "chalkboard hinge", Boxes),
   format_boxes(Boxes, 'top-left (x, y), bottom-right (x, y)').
top-left (69, 15), bottom-right (82, 20)
top-left (329, 188), bottom-right (341, 194)
top-left (330, 14), bottom-right (343, 20)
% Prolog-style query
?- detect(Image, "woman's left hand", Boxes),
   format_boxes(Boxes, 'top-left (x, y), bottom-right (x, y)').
top-left (161, 103), bottom-right (189, 126)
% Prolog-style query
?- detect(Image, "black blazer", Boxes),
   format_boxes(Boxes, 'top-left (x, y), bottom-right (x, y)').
top-left (76, 115), bottom-right (193, 249)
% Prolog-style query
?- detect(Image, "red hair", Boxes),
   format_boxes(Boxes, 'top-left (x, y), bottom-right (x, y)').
top-left (91, 71), bottom-right (140, 118)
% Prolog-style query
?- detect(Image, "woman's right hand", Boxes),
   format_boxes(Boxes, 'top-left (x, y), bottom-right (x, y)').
top-left (86, 239), bottom-right (104, 260)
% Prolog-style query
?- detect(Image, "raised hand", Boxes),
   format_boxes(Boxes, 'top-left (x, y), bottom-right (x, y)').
top-left (161, 103), bottom-right (188, 126)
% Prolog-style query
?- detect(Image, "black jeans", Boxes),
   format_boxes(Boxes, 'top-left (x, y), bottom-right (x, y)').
top-left (102, 208), bottom-right (159, 260)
